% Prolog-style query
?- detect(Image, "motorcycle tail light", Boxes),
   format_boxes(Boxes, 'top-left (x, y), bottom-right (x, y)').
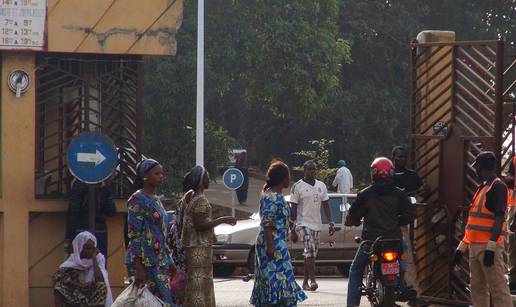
top-left (382, 251), bottom-right (398, 262)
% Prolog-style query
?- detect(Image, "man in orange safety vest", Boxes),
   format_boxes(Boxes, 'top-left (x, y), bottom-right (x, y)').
top-left (452, 151), bottom-right (512, 307)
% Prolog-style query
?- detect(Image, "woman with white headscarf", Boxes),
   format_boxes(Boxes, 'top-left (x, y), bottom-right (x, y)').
top-left (181, 165), bottom-right (237, 307)
top-left (53, 231), bottom-right (113, 307)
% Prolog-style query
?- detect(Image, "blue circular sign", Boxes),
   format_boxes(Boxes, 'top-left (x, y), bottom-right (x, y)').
top-left (223, 168), bottom-right (244, 190)
top-left (67, 132), bottom-right (118, 184)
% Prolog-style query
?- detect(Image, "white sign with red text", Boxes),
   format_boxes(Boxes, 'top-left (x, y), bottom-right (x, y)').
top-left (0, 0), bottom-right (46, 50)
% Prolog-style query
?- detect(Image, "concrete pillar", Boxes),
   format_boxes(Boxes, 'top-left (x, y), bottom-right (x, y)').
top-left (1, 52), bottom-right (36, 307)
top-left (413, 30), bottom-right (455, 294)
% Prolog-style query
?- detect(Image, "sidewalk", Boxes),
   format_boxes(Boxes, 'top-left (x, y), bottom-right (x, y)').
top-left (205, 175), bottom-right (265, 215)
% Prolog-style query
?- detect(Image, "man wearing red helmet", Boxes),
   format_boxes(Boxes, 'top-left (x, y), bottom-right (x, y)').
top-left (345, 157), bottom-right (416, 307)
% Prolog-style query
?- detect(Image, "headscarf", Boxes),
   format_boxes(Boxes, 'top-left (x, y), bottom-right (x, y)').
top-left (190, 165), bottom-right (207, 190)
top-left (60, 231), bottom-right (113, 307)
top-left (133, 158), bottom-right (160, 190)
top-left (338, 160), bottom-right (347, 167)
top-left (138, 158), bottom-right (160, 178)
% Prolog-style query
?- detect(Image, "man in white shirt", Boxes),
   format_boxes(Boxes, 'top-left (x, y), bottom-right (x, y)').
top-left (332, 160), bottom-right (353, 194)
top-left (290, 160), bottom-right (335, 291)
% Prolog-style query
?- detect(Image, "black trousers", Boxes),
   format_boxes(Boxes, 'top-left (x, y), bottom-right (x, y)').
top-left (236, 169), bottom-right (249, 203)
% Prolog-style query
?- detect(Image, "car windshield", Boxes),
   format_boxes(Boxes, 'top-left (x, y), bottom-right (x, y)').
top-left (254, 194), bottom-right (356, 223)
top-left (320, 196), bottom-right (343, 224)
top-left (320, 195), bottom-right (356, 224)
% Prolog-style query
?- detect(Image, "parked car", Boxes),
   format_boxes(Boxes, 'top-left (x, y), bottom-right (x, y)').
top-left (213, 193), bottom-right (361, 276)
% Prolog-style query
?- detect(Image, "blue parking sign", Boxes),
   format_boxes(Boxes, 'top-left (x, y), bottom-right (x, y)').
top-left (223, 168), bottom-right (244, 190)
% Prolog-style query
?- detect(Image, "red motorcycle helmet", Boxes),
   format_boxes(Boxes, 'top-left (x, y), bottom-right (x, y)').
top-left (371, 157), bottom-right (394, 179)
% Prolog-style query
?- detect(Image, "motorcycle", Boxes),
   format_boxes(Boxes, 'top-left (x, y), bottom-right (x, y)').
top-left (355, 236), bottom-right (410, 307)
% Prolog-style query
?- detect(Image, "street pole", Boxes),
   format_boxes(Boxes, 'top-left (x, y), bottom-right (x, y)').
top-left (196, 0), bottom-right (204, 166)
top-left (88, 185), bottom-right (96, 233)
top-left (231, 190), bottom-right (236, 218)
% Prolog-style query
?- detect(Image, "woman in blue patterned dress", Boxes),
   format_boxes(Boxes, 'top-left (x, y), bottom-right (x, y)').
top-left (251, 161), bottom-right (307, 306)
top-left (125, 159), bottom-right (175, 305)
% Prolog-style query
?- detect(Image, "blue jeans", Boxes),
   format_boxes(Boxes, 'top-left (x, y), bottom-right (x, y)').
top-left (400, 239), bottom-right (408, 271)
top-left (347, 242), bottom-right (371, 306)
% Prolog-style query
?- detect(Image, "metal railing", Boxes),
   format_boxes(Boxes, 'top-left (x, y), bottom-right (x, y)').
top-left (35, 54), bottom-right (143, 199)
top-left (409, 39), bottom-right (516, 304)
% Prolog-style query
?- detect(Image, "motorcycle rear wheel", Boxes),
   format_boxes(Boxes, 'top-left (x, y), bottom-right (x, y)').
top-left (375, 279), bottom-right (395, 307)
top-left (365, 266), bottom-right (396, 307)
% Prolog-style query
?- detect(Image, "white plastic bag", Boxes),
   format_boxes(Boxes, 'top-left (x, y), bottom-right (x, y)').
top-left (112, 283), bottom-right (167, 307)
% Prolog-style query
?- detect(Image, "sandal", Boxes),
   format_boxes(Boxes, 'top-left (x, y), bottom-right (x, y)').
top-left (310, 282), bottom-right (318, 291)
top-left (302, 283), bottom-right (310, 291)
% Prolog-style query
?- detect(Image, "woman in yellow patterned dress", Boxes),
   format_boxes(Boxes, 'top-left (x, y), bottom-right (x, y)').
top-left (181, 165), bottom-right (237, 307)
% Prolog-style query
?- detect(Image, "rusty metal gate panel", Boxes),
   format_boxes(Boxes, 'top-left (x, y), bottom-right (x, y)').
top-left (35, 54), bottom-right (142, 199)
top-left (409, 39), bottom-right (516, 304)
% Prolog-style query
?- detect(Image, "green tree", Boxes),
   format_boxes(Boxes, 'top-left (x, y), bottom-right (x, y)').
top-left (292, 139), bottom-right (338, 187)
top-left (142, 0), bottom-right (515, 194)
top-left (142, 0), bottom-right (351, 196)
top-left (204, 0), bottom-right (351, 164)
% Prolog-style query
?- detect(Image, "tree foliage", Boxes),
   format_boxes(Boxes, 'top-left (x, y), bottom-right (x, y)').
top-left (142, 0), bottom-right (515, 193)
top-left (332, 0), bottom-right (514, 184)
top-left (143, 0), bottom-right (349, 194)
top-left (292, 139), bottom-right (338, 187)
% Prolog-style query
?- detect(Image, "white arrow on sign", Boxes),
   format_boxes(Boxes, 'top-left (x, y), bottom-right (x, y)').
top-left (77, 150), bottom-right (106, 166)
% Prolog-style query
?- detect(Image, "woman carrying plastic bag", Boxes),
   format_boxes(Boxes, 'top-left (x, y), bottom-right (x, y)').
top-left (112, 283), bottom-right (167, 307)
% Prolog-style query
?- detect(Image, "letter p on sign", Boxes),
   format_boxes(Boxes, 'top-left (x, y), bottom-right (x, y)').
top-left (223, 168), bottom-right (244, 190)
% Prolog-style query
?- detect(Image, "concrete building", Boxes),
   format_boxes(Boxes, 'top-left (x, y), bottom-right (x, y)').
top-left (0, 1), bottom-right (183, 305)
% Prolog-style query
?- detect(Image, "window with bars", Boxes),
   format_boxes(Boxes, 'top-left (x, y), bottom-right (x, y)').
top-left (35, 53), bottom-right (142, 199)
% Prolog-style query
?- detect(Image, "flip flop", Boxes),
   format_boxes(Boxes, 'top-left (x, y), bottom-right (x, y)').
top-left (302, 283), bottom-right (310, 291)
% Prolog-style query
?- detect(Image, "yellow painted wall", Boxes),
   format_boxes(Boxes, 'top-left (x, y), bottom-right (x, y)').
top-left (1, 52), bottom-right (36, 307)
top-left (1, 2), bottom-right (184, 305)
top-left (0, 52), bottom-right (144, 306)
top-left (47, 0), bottom-right (183, 55)
top-left (28, 209), bottom-right (127, 307)
top-left (0, 51), bottom-right (157, 307)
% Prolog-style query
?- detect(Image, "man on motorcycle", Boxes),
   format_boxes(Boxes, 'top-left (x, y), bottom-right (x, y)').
top-left (345, 157), bottom-right (416, 307)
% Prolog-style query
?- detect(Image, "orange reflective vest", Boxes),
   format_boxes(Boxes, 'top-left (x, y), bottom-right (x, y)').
top-left (509, 156), bottom-right (516, 207)
top-left (464, 178), bottom-right (506, 244)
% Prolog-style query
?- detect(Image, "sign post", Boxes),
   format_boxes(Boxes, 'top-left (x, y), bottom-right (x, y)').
top-left (67, 132), bottom-right (118, 232)
top-left (222, 168), bottom-right (244, 217)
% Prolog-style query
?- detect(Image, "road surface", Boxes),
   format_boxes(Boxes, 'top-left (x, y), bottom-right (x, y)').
top-left (205, 175), bottom-right (267, 214)
top-left (214, 276), bottom-right (410, 307)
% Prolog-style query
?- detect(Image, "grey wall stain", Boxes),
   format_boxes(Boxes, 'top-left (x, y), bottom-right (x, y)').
top-left (62, 26), bottom-right (178, 52)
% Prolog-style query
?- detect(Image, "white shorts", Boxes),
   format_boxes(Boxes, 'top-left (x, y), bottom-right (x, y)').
top-left (299, 226), bottom-right (320, 258)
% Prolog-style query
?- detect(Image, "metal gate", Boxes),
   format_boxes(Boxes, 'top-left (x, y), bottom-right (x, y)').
top-left (410, 39), bottom-right (516, 304)
top-left (35, 53), bottom-right (142, 199)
